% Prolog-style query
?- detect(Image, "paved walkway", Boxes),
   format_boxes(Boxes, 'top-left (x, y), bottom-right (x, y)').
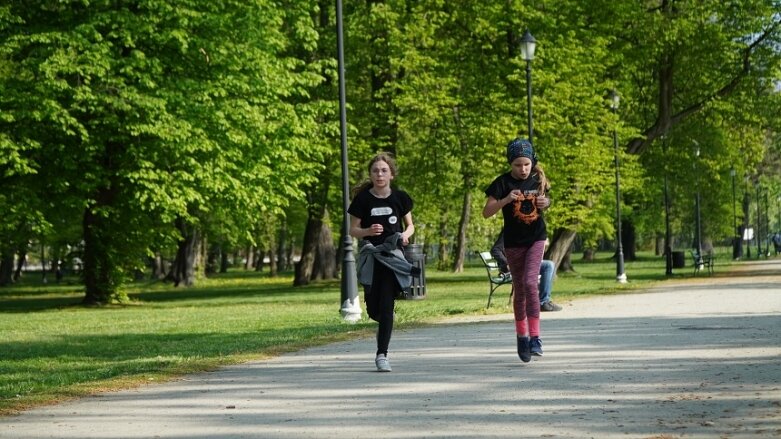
top-left (2, 260), bottom-right (780, 439)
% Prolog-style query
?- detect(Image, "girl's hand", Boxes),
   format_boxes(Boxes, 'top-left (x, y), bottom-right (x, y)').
top-left (401, 234), bottom-right (410, 246)
top-left (368, 223), bottom-right (383, 236)
top-left (506, 190), bottom-right (521, 204)
top-left (536, 195), bottom-right (550, 209)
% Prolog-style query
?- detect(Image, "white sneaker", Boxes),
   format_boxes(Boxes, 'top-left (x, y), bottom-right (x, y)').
top-left (375, 354), bottom-right (392, 372)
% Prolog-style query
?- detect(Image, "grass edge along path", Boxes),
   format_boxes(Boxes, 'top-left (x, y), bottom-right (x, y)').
top-left (0, 250), bottom-right (736, 416)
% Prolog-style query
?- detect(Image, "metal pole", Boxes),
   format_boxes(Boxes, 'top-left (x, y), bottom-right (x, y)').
top-left (756, 183), bottom-right (761, 258)
top-left (336, 0), bottom-right (361, 322)
top-left (695, 191), bottom-right (702, 258)
top-left (525, 60), bottom-right (533, 144)
top-left (745, 177), bottom-right (752, 259)
top-left (777, 196), bottom-right (780, 237)
top-left (692, 143), bottom-right (702, 262)
top-left (662, 138), bottom-right (673, 275)
top-left (611, 107), bottom-right (626, 283)
top-left (765, 191), bottom-right (770, 256)
top-left (731, 168), bottom-right (741, 259)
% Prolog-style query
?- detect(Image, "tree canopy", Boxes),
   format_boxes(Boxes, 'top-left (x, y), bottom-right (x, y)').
top-left (1, 0), bottom-right (779, 300)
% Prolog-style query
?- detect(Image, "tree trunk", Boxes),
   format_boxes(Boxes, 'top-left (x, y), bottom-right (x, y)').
top-left (220, 250), bottom-right (230, 273)
top-left (436, 216), bottom-right (451, 270)
top-left (82, 188), bottom-right (127, 304)
top-left (244, 245), bottom-right (255, 270)
top-left (151, 253), bottom-right (167, 279)
top-left (254, 247), bottom-right (264, 272)
top-left (451, 105), bottom-right (474, 273)
top-left (452, 189), bottom-right (471, 273)
top-left (13, 243), bottom-right (27, 281)
top-left (206, 244), bottom-right (220, 275)
top-left (312, 219), bottom-right (337, 280)
top-left (267, 249), bottom-right (277, 277)
top-left (277, 220), bottom-right (288, 272)
top-left (295, 214), bottom-right (322, 286)
top-left (582, 248), bottom-right (594, 261)
top-left (286, 236), bottom-right (294, 270)
top-left (172, 217), bottom-right (198, 287)
top-left (547, 228), bottom-right (578, 273)
top-left (0, 251), bottom-right (13, 286)
top-left (294, 163), bottom-right (331, 286)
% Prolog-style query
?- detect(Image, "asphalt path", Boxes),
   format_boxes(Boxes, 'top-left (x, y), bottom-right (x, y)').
top-left (2, 259), bottom-right (780, 438)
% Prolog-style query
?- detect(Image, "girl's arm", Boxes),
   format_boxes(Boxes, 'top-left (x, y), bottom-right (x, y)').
top-left (401, 212), bottom-right (415, 246)
top-left (350, 215), bottom-right (383, 239)
top-left (482, 191), bottom-right (518, 218)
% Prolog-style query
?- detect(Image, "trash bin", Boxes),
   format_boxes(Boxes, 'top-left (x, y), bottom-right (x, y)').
top-left (671, 251), bottom-right (685, 268)
top-left (401, 244), bottom-right (426, 300)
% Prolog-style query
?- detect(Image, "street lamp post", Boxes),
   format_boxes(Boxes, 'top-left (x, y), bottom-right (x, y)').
top-left (776, 195), bottom-right (781, 239)
top-left (744, 175), bottom-right (752, 259)
top-left (776, 195), bottom-right (781, 256)
top-left (765, 190), bottom-right (770, 256)
top-left (754, 178), bottom-right (762, 259)
top-left (662, 137), bottom-right (673, 276)
top-left (609, 90), bottom-right (626, 283)
top-left (730, 167), bottom-right (741, 260)
top-left (519, 30), bottom-right (536, 144)
top-left (336, 0), bottom-right (361, 322)
top-left (693, 142), bottom-right (703, 264)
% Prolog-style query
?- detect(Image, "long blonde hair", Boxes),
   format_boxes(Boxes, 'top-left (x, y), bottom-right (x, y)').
top-left (534, 164), bottom-right (550, 195)
top-left (351, 152), bottom-right (398, 198)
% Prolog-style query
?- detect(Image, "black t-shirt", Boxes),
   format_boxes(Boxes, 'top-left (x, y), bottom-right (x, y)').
top-left (348, 188), bottom-right (414, 246)
top-left (484, 172), bottom-right (547, 248)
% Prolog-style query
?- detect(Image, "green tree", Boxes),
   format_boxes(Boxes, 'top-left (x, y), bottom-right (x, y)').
top-left (0, 1), bottom-right (322, 302)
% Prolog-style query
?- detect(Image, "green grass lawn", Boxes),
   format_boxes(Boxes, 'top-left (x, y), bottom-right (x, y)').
top-left (0, 250), bottom-right (730, 415)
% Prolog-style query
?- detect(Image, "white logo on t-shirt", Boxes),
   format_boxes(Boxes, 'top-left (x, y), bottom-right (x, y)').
top-left (370, 207), bottom-right (393, 216)
top-left (388, 216), bottom-right (398, 224)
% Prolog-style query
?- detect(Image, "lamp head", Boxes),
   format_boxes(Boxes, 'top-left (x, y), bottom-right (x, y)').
top-left (519, 30), bottom-right (536, 61)
top-left (608, 89), bottom-right (620, 110)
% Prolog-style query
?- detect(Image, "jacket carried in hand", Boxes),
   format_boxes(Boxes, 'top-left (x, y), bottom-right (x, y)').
top-left (357, 232), bottom-right (421, 292)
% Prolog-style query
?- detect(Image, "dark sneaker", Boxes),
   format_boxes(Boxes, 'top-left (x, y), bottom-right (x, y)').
top-left (530, 337), bottom-right (543, 356)
top-left (541, 301), bottom-right (562, 312)
top-left (499, 272), bottom-right (512, 282)
top-left (517, 336), bottom-right (531, 363)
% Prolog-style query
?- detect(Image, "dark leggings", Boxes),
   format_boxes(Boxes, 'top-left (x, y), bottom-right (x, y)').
top-left (365, 262), bottom-right (397, 356)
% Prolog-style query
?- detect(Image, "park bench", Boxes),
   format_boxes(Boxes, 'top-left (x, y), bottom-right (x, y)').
top-left (479, 251), bottom-right (513, 308)
top-left (691, 250), bottom-right (714, 276)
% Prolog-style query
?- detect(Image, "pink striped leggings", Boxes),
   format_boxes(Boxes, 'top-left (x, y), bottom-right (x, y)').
top-left (505, 240), bottom-right (545, 323)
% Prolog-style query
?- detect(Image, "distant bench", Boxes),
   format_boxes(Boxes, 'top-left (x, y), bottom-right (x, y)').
top-left (691, 251), bottom-right (714, 276)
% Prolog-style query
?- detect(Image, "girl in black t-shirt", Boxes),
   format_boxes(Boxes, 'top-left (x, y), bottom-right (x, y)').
top-left (483, 138), bottom-right (550, 363)
top-left (348, 152), bottom-right (415, 372)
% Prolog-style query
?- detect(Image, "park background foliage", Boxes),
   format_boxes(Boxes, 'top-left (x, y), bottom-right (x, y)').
top-left (1, 0), bottom-right (781, 302)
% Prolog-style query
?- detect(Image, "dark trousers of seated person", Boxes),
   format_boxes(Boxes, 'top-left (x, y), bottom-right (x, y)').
top-left (364, 262), bottom-right (398, 356)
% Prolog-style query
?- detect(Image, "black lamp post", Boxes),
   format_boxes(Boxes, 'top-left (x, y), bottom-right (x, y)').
top-left (730, 167), bottom-right (741, 260)
top-left (776, 195), bottom-right (780, 255)
top-left (609, 90), bottom-right (626, 283)
top-left (777, 195), bottom-right (780, 236)
top-left (764, 190), bottom-right (770, 256)
top-left (744, 175), bottom-right (752, 259)
top-left (662, 137), bottom-right (673, 276)
top-left (519, 30), bottom-right (536, 144)
top-left (336, 0), bottom-right (361, 322)
top-left (755, 181), bottom-right (762, 258)
top-left (692, 142), bottom-right (703, 262)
